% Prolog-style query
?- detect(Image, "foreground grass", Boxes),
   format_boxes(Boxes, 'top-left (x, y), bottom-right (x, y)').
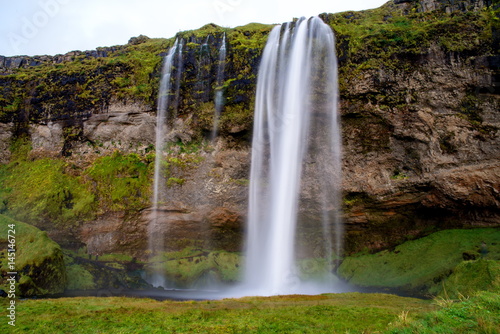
top-left (388, 291), bottom-right (500, 334)
top-left (0, 293), bottom-right (434, 333)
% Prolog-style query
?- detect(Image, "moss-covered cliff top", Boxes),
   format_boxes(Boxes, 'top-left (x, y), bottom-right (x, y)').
top-left (0, 0), bottom-right (498, 127)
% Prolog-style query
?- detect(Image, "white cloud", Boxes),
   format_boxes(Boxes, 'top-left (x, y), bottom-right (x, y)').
top-left (0, 0), bottom-right (387, 56)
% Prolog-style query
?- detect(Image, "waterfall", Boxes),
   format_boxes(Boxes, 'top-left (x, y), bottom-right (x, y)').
top-left (173, 39), bottom-right (184, 118)
top-left (152, 38), bottom-right (179, 210)
top-left (147, 39), bottom-right (180, 288)
top-left (196, 36), bottom-right (211, 102)
top-left (211, 32), bottom-right (226, 140)
top-left (243, 17), bottom-right (342, 296)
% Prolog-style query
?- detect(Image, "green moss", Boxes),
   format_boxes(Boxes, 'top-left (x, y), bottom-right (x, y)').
top-left (338, 228), bottom-right (500, 294)
top-left (85, 151), bottom-right (152, 212)
top-left (436, 259), bottom-right (500, 299)
top-left (166, 177), bottom-right (185, 187)
top-left (177, 23), bottom-right (225, 40)
top-left (97, 253), bottom-right (135, 262)
top-left (63, 249), bottom-right (149, 291)
top-left (109, 37), bottom-right (171, 101)
top-left (342, 192), bottom-right (374, 209)
top-left (391, 169), bottom-right (408, 180)
top-left (230, 178), bottom-right (249, 186)
top-left (219, 103), bottom-right (253, 134)
top-left (0, 149), bottom-right (158, 225)
top-left (297, 258), bottom-right (340, 283)
top-left (0, 215), bottom-right (67, 295)
top-left (0, 37), bottom-right (171, 124)
top-left (9, 136), bottom-right (32, 161)
top-left (0, 158), bottom-right (94, 226)
top-left (228, 23), bottom-right (274, 50)
top-left (66, 264), bottom-right (96, 290)
top-left (331, 3), bottom-right (497, 96)
top-left (166, 140), bottom-right (205, 155)
top-left (146, 248), bottom-right (242, 287)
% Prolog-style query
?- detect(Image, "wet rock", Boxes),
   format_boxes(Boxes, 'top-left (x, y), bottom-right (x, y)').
top-left (0, 123), bottom-right (13, 164)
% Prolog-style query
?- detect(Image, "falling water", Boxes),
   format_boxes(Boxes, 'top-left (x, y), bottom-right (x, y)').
top-left (147, 39), bottom-right (180, 288)
top-left (211, 33), bottom-right (226, 140)
top-left (243, 17), bottom-right (342, 296)
top-left (196, 36), bottom-right (211, 102)
top-left (173, 40), bottom-right (184, 118)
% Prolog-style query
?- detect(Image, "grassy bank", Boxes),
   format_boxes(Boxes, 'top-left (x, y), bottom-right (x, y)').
top-left (388, 291), bottom-right (500, 333)
top-left (0, 293), bottom-right (435, 333)
top-left (338, 228), bottom-right (500, 296)
top-left (1, 291), bottom-right (498, 333)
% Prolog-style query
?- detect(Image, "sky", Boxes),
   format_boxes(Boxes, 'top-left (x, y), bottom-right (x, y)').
top-left (0, 0), bottom-right (388, 57)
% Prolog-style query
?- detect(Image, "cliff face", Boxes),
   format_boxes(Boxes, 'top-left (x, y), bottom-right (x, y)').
top-left (0, 1), bottom-right (498, 257)
top-left (339, 46), bottom-right (499, 250)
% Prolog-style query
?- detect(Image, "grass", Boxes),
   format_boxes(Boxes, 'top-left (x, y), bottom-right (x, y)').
top-left (0, 293), bottom-right (436, 333)
top-left (438, 259), bottom-right (500, 299)
top-left (387, 291), bottom-right (500, 333)
top-left (338, 228), bottom-right (500, 294)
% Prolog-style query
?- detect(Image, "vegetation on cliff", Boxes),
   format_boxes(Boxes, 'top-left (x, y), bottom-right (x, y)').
top-left (146, 248), bottom-right (241, 288)
top-left (1, 2), bottom-right (496, 138)
top-left (0, 215), bottom-right (67, 296)
top-left (338, 228), bottom-right (500, 297)
top-left (0, 140), bottom-right (95, 226)
top-left (63, 249), bottom-right (150, 291)
top-left (85, 151), bottom-right (153, 213)
top-left (0, 0), bottom-right (497, 262)
top-left (328, 2), bottom-right (499, 121)
top-left (0, 140), bottom-right (157, 226)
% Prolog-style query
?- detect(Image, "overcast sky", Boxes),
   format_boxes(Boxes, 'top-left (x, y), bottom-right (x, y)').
top-left (0, 0), bottom-right (387, 57)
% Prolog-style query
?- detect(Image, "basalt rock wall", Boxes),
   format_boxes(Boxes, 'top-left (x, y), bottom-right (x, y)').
top-left (0, 1), bottom-right (498, 257)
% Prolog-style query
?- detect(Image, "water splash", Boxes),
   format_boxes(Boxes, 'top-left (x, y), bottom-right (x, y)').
top-left (211, 32), bottom-right (227, 140)
top-left (242, 17), bottom-right (343, 296)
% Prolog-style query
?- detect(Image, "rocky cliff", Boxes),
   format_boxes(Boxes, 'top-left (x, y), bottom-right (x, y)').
top-left (0, 0), bottom-right (498, 258)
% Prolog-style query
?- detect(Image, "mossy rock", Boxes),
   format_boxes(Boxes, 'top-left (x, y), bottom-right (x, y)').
top-left (64, 250), bottom-right (150, 291)
top-left (146, 248), bottom-right (242, 288)
top-left (0, 215), bottom-right (67, 296)
top-left (65, 264), bottom-right (97, 290)
top-left (338, 228), bottom-right (500, 295)
top-left (0, 153), bottom-right (95, 227)
top-left (435, 259), bottom-right (500, 299)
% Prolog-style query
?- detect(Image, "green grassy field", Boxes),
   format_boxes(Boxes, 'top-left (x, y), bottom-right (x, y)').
top-left (0, 293), bottom-right (434, 333)
top-left (1, 291), bottom-right (498, 333)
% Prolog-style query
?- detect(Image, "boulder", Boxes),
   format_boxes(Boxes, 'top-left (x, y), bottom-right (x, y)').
top-left (0, 215), bottom-right (67, 296)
